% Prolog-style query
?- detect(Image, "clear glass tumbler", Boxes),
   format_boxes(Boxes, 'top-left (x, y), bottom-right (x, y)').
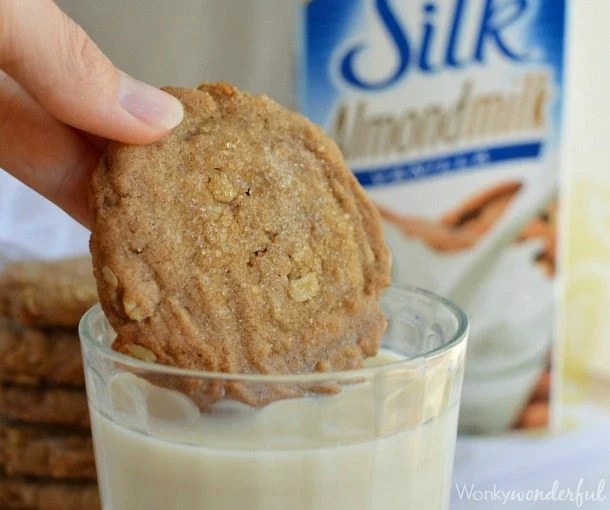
top-left (79, 285), bottom-right (468, 510)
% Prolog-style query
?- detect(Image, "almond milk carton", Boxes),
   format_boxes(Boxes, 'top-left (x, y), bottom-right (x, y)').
top-left (298, 0), bottom-right (566, 433)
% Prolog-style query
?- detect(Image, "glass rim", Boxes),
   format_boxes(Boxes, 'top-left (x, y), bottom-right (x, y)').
top-left (79, 285), bottom-right (468, 383)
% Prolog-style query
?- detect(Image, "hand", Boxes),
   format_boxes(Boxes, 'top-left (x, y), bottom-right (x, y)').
top-left (0, 0), bottom-right (184, 227)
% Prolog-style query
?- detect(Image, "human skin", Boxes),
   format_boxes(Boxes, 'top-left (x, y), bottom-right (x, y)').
top-left (0, 0), bottom-right (184, 226)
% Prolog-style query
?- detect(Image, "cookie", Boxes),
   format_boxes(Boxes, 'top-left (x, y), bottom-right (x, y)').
top-left (0, 478), bottom-right (99, 510)
top-left (0, 326), bottom-right (84, 387)
top-left (0, 385), bottom-right (89, 427)
top-left (90, 82), bottom-right (390, 406)
top-left (0, 257), bottom-right (97, 327)
top-left (0, 424), bottom-right (95, 481)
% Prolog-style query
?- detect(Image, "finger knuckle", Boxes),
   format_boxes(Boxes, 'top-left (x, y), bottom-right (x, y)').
top-left (66, 23), bottom-right (115, 89)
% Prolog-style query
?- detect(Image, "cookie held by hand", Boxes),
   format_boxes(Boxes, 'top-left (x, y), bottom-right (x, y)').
top-left (90, 83), bottom-right (390, 406)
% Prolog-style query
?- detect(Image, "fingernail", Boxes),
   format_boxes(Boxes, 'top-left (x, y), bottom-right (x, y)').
top-left (118, 73), bottom-right (183, 130)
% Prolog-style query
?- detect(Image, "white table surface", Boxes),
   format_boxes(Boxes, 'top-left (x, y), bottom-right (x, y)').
top-left (452, 404), bottom-right (610, 509)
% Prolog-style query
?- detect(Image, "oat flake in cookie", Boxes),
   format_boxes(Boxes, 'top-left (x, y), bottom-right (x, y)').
top-left (90, 82), bottom-right (390, 406)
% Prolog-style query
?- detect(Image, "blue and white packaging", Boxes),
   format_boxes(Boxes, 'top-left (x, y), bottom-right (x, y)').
top-left (299, 0), bottom-right (566, 433)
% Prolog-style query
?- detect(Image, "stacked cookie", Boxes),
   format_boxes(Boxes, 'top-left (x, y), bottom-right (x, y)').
top-left (0, 257), bottom-right (100, 510)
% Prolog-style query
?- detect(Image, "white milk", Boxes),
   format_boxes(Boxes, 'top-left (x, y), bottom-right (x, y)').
top-left (91, 407), bottom-right (458, 510)
top-left (89, 351), bottom-right (458, 510)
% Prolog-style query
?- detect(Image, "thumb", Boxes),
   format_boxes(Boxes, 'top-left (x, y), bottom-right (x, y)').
top-left (0, 0), bottom-right (183, 144)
